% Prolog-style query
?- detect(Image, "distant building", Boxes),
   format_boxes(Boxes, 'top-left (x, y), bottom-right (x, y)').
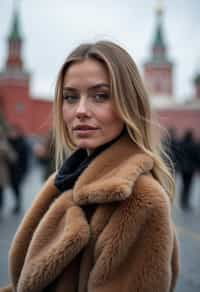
top-left (0, 4), bottom-right (200, 139)
top-left (144, 4), bottom-right (173, 99)
top-left (143, 4), bottom-right (200, 139)
top-left (0, 7), bottom-right (52, 136)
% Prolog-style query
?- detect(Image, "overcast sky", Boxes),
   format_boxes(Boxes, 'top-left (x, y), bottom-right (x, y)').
top-left (0, 0), bottom-right (200, 101)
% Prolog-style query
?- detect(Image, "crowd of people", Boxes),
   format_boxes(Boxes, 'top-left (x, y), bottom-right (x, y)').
top-left (166, 128), bottom-right (200, 210)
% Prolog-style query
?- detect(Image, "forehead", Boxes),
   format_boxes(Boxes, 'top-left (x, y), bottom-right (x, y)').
top-left (63, 59), bottom-right (109, 87)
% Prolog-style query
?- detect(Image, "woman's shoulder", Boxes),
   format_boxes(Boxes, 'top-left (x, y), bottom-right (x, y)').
top-left (133, 173), bottom-right (171, 211)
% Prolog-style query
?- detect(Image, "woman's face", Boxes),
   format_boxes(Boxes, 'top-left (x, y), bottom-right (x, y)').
top-left (62, 58), bottom-right (124, 152)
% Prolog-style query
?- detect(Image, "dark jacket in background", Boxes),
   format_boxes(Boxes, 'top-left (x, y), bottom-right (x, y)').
top-left (179, 132), bottom-right (198, 174)
top-left (8, 135), bottom-right (29, 183)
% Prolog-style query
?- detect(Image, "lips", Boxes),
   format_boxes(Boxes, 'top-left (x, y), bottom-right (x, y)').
top-left (73, 125), bottom-right (98, 131)
top-left (72, 125), bottom-right (99, 137)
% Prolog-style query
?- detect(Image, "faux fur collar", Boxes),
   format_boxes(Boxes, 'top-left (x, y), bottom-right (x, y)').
top-left (73, 135), bottom-right (154, 205)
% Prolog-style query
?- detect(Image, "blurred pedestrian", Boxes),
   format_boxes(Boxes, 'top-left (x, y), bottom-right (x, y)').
top-left (0, 127), bottom-right (17, 214)
top-left (163, 128), bottom-right (180, 175)
top-left (179, 130), bottom-right (198, 210)
top-left (168, 128), bottom-right (181, 173)
top-left (33, 130), bottom-right (55, 181)
top-left (1, 41), bottom-right (179, 292)
top-left (7, 125), bottom-right (30, 213)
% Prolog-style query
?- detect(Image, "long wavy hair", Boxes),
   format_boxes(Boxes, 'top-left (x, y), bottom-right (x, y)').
top-left (53, 40), bottom-right (175, 201)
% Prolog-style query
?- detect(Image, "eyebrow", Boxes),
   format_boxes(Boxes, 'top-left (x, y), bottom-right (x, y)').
top-left (63, 83), bottom-right (110, 91)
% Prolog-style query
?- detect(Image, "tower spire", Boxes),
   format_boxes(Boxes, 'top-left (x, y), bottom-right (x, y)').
top-left (143, 0), bottom-right (174, 98)
top-left (6, 0), bottom-right (24, 70)
top-left (151, 0), bottom-right (166, 60)
top-left (9, 0), bottom-right (23, 41)
top-left (153, 0), bottom-right (165, 50)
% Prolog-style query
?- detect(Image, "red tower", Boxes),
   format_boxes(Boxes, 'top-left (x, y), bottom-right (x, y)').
top-left (143, 4), bottom-right (173, 98)
top-left (0, 6), bottom-right (53, 136)
top-left (0, 7), bottom-right (32, 134)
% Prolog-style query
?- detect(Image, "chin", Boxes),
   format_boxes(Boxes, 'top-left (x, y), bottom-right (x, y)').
top-left (75, 140), bottom-right (96, 150)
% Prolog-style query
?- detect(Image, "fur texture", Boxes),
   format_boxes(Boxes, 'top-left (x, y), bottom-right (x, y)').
top-left (0, 135), bottom-right (179, 292)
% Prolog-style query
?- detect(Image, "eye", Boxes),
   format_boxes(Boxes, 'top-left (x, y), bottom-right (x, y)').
top-left (93, 93), bottom-right (110, 102)
top-left (63, 94), bottom-right (79, 104)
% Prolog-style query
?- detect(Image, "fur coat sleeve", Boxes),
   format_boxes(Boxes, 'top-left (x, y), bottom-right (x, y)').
top-left (0, 136), bottom-right (180, 292)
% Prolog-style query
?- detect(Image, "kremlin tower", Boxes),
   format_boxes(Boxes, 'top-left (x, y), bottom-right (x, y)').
top-left (142, 2), bottom-right (200, 138)
top-left (0, 6), bottom-right (32, 133)
top-left (144, 2), bottom-right (174, 106)
top-left (0, 4), bottom-right (52, 136)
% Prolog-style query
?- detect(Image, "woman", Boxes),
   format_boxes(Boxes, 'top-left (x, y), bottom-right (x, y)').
top-left (1, 41), bottom-right (179, 292)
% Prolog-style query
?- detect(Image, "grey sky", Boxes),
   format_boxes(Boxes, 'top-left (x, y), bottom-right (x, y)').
top-left (0, 0), bottom-right (200, 101)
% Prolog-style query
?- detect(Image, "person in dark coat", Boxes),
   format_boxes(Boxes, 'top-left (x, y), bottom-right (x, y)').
top-left (0, 128), bottom-right (17, 213)
top-left (196, 140), bottom-right (200, 172)
top-left (33, 131), bottom-right (55, 181)
top-left (7, 125), bottom-right (30, 213)
top-left (179, 130), bottom-right (198, 210)
top-left (167, 128), bottom-right (181, 173)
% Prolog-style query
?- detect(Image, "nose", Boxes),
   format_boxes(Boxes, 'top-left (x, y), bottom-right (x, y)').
top-left (76, 96), bottom-right (90, 119)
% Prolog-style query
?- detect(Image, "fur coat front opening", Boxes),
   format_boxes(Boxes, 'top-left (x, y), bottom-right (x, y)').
top-left (1, 135), bottom-right (179, 292)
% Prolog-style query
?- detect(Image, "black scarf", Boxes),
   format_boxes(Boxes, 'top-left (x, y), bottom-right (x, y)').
top-left (54, 130), bottom-right (125, 193)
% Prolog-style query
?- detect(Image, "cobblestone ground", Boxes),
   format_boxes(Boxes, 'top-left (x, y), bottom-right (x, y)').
top-left (0, 164), bottom-right (200, 291)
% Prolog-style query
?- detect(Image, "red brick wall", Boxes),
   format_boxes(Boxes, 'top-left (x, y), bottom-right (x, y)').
top-left (0, 78), bottom-right (52, 136)
top-left (30, 99), bottom-right (52, 135)
top-left (0, 78), bottom-right (31, 134)
top-left (158, 109), bottom-right (200, 139)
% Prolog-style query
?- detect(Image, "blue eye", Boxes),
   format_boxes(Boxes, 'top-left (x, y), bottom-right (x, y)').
top-left (63, 94), bottom-right (79, 103)
top-left (94, 93), bottom-right (109, 102)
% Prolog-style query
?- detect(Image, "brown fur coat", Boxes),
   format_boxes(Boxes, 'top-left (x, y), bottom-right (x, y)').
top-left (1, 135), bottom-right (179, 292)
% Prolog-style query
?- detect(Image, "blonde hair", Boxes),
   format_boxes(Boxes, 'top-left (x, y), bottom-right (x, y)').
top-left (53, 40), bottom-right (175, 201)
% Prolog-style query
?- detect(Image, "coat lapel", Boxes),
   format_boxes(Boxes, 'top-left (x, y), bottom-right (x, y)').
top-left (73, 135), bottom-right (153, 205)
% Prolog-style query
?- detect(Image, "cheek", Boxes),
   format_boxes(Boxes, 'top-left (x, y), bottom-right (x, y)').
top-left (97, 107), bottom-right (124, 131)
top-left (62, 104), bottom-right (72, 125)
